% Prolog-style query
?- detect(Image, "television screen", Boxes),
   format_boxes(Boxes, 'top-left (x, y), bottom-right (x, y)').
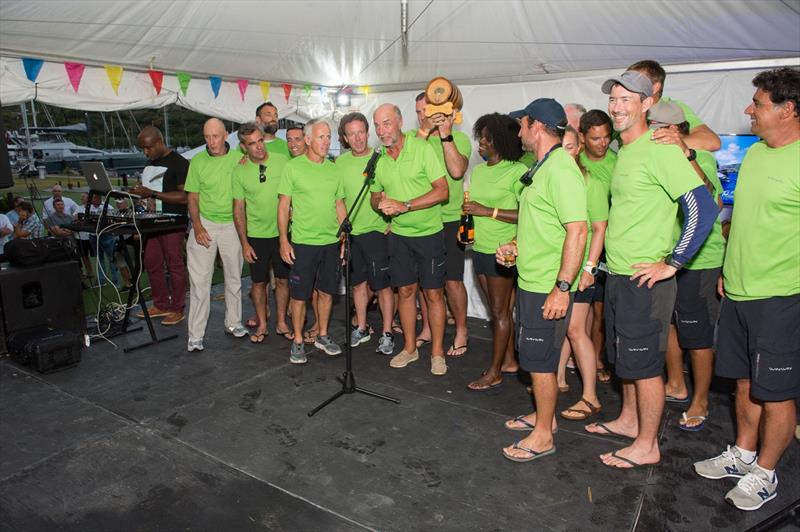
top-left (714, 134), bottom-right (760, 205)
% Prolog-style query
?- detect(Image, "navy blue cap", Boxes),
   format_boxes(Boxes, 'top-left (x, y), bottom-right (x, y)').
top-left (509, 98), bottom-right (567, 130)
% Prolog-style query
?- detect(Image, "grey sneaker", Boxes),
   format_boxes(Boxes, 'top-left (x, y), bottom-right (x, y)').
top-left (725, 466), bottom-right (778, 511)
top-left (224, 324), bottom-right (248, 338)
top-left (289, 342), bottom-right (307, 364)
top-left (350, 327), bottom-right (371, 347)
top-left (376, 332), bottom-right (394, 355)
top-left (315, 335), bottom-right (342, 356)
top-left (694, 445), bottom-right (755, 480)
top-left (187, 337), bottom-right (204, 352)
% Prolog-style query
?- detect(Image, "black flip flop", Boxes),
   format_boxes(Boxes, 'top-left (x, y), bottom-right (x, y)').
top-left (585, 422), bottom-right (634, 440)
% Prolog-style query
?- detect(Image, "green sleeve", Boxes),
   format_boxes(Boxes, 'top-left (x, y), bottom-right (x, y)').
top-left (697, 151), bottom-right (722, 196)
top-left (231, 167), bottom-right (245, 200)
top-left (184, 158), bottom-right (201, 193)
top-left (552, 170), bottom-right (587, 224)
top-left (336, 169), bottom-right (345, 199)
top-left (422, 144), bottom-right (446, 184)
top-left (454, 131), bottom-right (473, 159)
top-left (674, 100), bottom-right (704, 131)
top-left (369, 160), bottom-right (384, 193)
top-left (277, 164), bottom-right (293, 196)
top-left (651, 144), bottom-right (702, 200)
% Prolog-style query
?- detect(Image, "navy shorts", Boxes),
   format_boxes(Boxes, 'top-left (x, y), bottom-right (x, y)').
top-left (472, 250), bottom-right (515, 278)
top-left (516, 289), bottom-right (572, 373)
top-left (715, 294), bottom-right (800, 401)
top-left (604, 274), bottom-right (676, 380)
top-left (388, 231), bottom-right (445, 289)
top-left (673, 267), bottom-right (721, 349)
top-left (351, 231), bottom-right (390, 290)
top-left (289, 242), bottom-right (341, 300)
top-left (443, 220), bottom-right (465, 282)
top-left (247, 236), bottom-right (290, 283)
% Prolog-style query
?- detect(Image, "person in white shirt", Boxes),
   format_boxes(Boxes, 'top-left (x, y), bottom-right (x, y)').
top-left (43, 185), bottom-right (80, 220)
top-left (0, 212), bottom-right (13, 257)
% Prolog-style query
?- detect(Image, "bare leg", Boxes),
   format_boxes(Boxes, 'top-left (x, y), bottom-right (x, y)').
top-left (565, 302), bottom-right (600, 409)
top-left (423, 287), bottom-right (446, 358)
top-left (398, 283), bottom-right (419, 353)
top-left (681, 348), bottom-right (714, 428)
top-left (735, 379), bottom-right (762, 452)
top-left (600, 376), bottom-right (663, 467)
top-left (290, 298), bottom-right (306, 347)
top-left (377, 287), bottom-right (394, 333)
top-left (502, 286), bottom-right (518, 372)
top-left (251, 281), bottom-right (268, 335)
top-left (557, 338), bottom-right (571, 391)
top-left (503, 372), bottom-right (557, 458)
top-left (316, 291), bottom-right (333, 337)
top-left (445, 280), bottom-right (469, 355)
top-left (757, 399), bottom-right (796, 470)
top-left (664, 325), bottom-right (688, 399)
top-left (353, 281), bottom-right (369, 330)
top-left (586, 380), bottom-right (639, 438)
top-left (591, 301), bottom-right (607, 373)
top-left (417, 292), bottom-right (431, 342)
top-left (468, 274), bottom-right (514, 389)
top-left (275, 278), bottom-right (291, 335)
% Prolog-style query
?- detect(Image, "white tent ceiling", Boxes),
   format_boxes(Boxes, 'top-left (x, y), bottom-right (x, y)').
top-left (1, 0), bottom-right (799, 90)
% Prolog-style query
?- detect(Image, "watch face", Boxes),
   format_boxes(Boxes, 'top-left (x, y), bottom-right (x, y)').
top-left (556, 280), bottom-right (570, 291)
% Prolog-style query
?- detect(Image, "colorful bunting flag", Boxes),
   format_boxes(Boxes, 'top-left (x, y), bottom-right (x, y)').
top-left (282, 83), bottom-right (292, 103)
top-left (64, 62), bottom-right (85, 93)
top-left (360, 85), bottom-right (371, 97)
top-left (303, 84), bottom-right (312, 98)
top-left (259, 81), bottom-right (270, 100)
top-left (319, 86), bottom-right (328, 99)
top-left (148, 69), bottom-right (164, 95)
top-left (22, 58), bottom-right (44, 83)
top-left (104, 65), bottom-right (124, 95)
top-left (209, 76), bottom-right (222, 98)
top-left (236, 79), bottom-right (249, 101)
top-left (177, 72), bottom-right (192, 96)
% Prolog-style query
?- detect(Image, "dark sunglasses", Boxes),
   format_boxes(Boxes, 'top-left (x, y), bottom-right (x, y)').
top-left (259, 164), bottom-right (267, 183)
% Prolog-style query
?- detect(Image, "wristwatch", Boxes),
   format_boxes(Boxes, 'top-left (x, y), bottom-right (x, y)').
top-left (403, 200), bottom-right (412, 212)
top-left (666, 255), bottom-right (683, 270)
top-left (686, 148), bottom-right (697, 162)
top-left (555, 279), bottom-right (571, 292)
top-left (582, 262), bottom-right (598, 276)
top-left (441, 135), bottom-right (454, 143)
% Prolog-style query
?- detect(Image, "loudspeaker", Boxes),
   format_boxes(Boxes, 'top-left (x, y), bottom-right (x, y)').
top-left (0, 261), bottom-right (85, 353)
top-left (0, 114), bottom-right (15, 189)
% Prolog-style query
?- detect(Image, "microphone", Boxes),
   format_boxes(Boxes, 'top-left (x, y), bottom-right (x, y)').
top-left (362, 149), bottom-right (381, 185)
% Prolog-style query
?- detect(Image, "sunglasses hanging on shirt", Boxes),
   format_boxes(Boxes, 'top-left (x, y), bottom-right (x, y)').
top-left (259, 164), bottom-right (267, 183)
top-left (519, 143), bottom-right (561, 186)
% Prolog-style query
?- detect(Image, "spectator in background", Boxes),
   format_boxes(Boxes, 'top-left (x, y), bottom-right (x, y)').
top-left (564, 103), bottom-right (587, 131)
top-left (0, 212), bottom-right (13, 259)
top-left (13, 201), bottom-right (44, 240)
top-left (43, 184), bottom-right (80, 220)
top-left (45, 198), bottom-right (76, 239)
top-left (5, 196), bottom-right (23, 226)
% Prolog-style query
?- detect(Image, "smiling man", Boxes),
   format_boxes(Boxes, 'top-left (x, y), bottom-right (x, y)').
top-left (694, 67), bottom-right (800, 511)
top-left (255, 102), bottom-right (290, 158)
top-left (585, 71), bottom-right (717, 470)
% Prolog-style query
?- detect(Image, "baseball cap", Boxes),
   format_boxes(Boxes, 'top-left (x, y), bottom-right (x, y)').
top-left (648, 101), bottom-right (686, 129)
top-left (601, 71), bottom-right (654, 97)
top-left (509, 98), bottom-right (567, 130)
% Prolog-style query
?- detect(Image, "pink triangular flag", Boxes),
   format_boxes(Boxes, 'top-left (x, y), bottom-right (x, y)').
top-left (236, 79), bottom-right (249, 101)
top-left (64, 62), bottom-right (85, 93)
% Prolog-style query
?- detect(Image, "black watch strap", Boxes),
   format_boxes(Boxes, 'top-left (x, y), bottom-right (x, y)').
top-left (555, 279), bottom-right (571, 292)
top-left (686, 148), bottom-right (697, 162)
top-left (441, 135), bottom-right (454, 143)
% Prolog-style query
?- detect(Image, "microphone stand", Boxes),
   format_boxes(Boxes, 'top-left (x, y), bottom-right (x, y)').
top-left (308, 151), bottom-right (400, 416)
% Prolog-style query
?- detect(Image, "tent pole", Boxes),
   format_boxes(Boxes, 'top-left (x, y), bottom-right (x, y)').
top-left (163, 107), bottom-right (171, 148)
top-left (20, 103), bottom-right (33, 166)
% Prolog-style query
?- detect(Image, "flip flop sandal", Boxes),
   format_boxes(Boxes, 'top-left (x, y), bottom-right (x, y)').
top-left (503, 442), bottom-right (556, 463)
top-left (560, 397), bottom-right (602, 421)
top-left (558, 383), bottom-right (570, 393)
top-left (303, 330), bottom-right (318, 344)
top-left (466, 378), bottom-right (503, 392)
top-left (391, 322), bottom-right (403, 334)
top-left (597, 368), bottom-right (612, 383)
top-left (275, 329), bottom-right (295, 342)
top-left (447, 343), bottom-right (468, 357)
top-left (504, 415), bottom-right (558, 433)
top-left (584, 422), bottom-right (634, 440)
top-left (604, 451), bottom-right (650, 469)
top-left (678, 412), bottom-right (708, 432)
top-left (249, 332), bottom-right (267, 343)
top-left (246, 318), bottom-right (259, 329)
top-left (665, 394), bottom-right (690, 404)
top-left (415, 338), bottom-right (431, 348)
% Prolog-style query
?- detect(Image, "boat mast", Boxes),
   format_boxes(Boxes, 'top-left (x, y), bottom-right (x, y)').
top-left (163, 107), bottom-right (171, 147)
top-left (19, 103), bottom-right (33, 165)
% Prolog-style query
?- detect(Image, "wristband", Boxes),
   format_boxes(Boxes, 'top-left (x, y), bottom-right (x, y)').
top-left (491, 208), bottom-right (498, 219)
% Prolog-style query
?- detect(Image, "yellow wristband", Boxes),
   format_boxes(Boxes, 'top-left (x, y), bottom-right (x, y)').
top-left (492, 207), bottom-right (499, 219)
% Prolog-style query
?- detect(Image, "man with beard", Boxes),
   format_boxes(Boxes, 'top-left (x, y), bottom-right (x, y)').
top-left (255, 102), bottom-right (290, 158)
top-left (371, 103), bottom-right (449, 375)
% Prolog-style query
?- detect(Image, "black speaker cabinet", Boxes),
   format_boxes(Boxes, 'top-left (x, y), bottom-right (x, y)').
top-left (0, 119), bottom-right (15, 189)
top-left (0, 260), bottom-right (85, 353)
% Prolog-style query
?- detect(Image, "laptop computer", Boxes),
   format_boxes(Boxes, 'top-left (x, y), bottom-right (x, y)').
top-left (80, 161), bottom-right (140, 199)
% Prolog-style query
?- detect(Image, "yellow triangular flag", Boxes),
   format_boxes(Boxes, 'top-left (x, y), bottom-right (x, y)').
top-left (259, 81), bottom-right (271, 101)
top-left (104, 65), bottom-right (124, 95)
top-left (360, 85), bottom-right (371, 97)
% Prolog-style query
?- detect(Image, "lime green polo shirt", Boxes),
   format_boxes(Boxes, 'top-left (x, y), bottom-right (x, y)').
top-left (579, 149), bottom-right (617, 187)
top-left (370, 136), bottom-right (446, 237)
top-left (184, 147), bottom-right (241, 223)
top-left (231, 153), bottom-right (289, 238)
top-left (466, 160), bottom-right (526, 254)
top-left (517, 148), bottom-right (587, 293)
top-left (266, 137), bottom-right (291, 158)
top-left (337, 151), bottom-right (388, 236)
top-left (606, 133), bottom-right (703, 275)
top-left (277, 154), bottom-right (344, 245)
top-left (723, 140), bottom-right (800, 300)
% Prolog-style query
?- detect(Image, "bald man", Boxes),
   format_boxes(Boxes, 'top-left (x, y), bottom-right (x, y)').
top-left (43, 184), bottom-right (79, 220)
top-left (130, 126), bottom-right (189, 326)
top-left (184, 118), bottom-right (248, 351)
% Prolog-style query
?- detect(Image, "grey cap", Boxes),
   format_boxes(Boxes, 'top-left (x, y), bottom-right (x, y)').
top-left (601, 71), bottom-right (654, 97)
top-left (648, 101), bottom-right (686, 129)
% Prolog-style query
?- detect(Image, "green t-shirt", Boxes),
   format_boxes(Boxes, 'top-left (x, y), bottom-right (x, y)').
top-left (370, 136), bottom-right (446, 237)
top-left (277, 154), bottom-right (343, 245)
top-left (517, 148), bottom-right (587, 293)
top-left (671, 150), bottom-right (725, 270)
top-left (579, 150), bottom-right (617, 186)
top-left (466, 160), bottom-right (527, 254)
top-left (606, 133), bottom-right (702, 275)
top-left (337, 151), bottom-right (388, 236)
top-left (519, 151), bottom-right (537, 168)
top-left (231, 153), bottom-right (290, 238)
top-left (723, 140), bottom-right (800, 301)
top-left (661, 96), bottom-right (704, 131)
top-left (184, 147), bottom-right (241, 223)
top-left (583, 171), bottom-right (610, 262)
top-left (266, 137), bottom-right (291, 158)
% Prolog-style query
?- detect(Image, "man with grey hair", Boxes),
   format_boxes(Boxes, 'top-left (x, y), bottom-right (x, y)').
top-left (232, 122), bottom-right (292, 343)
top-left (278, 118), bottom-right (346, 364)
top-left (184, 118), bottom-right (248, 352)
top-left (564, 103), bottom-right (587, 131)
top-left (43, 184), bottom-right (79, 220)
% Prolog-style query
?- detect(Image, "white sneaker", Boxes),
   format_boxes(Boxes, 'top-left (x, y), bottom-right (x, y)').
top-left (187, 337), bottom-right (204, 352)
top-left (725, 465), bottom-right (778, 511)
top-left (224, 324), bottom-right (248, 338)
top-left (693, 445), bottom-right (755, 480)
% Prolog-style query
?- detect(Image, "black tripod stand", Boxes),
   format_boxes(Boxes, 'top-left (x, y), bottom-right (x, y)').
top-left (308, 152), bottom-right (400, 416)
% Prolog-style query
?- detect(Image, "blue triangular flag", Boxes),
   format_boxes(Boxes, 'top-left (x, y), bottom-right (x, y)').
top-left (22, 57), bottom-right (44, 83)
top-left (209, 76), bottom-right (222, 98)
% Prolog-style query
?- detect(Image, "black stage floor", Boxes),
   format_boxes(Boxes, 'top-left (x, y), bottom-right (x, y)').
top-left (1, 283), bottom-right (799, 531)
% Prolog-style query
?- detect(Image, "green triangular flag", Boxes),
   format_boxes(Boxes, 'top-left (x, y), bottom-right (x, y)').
top-left (177, 72), bottom-right (192, 96)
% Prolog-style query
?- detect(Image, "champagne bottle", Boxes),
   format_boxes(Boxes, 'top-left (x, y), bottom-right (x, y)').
top-left (457, 191), bottom-right (475, 244)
